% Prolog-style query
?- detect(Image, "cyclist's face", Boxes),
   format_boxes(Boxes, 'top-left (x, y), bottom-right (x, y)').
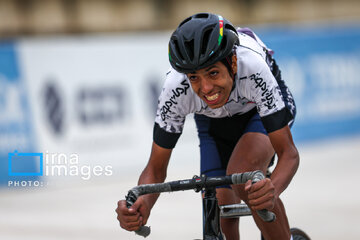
top-left (187, 55), bottom-right (237, 109)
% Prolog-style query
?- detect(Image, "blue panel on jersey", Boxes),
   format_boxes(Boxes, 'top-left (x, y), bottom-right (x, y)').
top-left (256, 24), bottom-right (360, 142)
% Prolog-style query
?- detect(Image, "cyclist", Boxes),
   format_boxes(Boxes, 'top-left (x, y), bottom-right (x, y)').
top-left (116, 13), bottom-right (299, 240)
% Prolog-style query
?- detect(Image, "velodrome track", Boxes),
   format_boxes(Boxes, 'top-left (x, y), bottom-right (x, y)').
top-left (1, 136), bottom-right (360, 240)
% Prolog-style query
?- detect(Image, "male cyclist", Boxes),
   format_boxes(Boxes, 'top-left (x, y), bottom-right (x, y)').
top-left (116, 13), bottom-right (299, 240)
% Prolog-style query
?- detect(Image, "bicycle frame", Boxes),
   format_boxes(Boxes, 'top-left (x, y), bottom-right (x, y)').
top-left (202, 186), bottom-right (224, 239)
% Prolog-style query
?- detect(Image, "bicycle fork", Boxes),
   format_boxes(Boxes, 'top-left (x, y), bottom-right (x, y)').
top-left (203, 187), bottom-right (225, 240)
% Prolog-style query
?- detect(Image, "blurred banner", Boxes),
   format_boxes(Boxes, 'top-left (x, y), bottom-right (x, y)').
top-left (0, 42), bottom-right (39, 184)
top-left (1, 24), bottom-right (360, 185)
top-left (259, 24), bottom-right (360, 142)
top-left (0, 34), bottom-right (170, 185)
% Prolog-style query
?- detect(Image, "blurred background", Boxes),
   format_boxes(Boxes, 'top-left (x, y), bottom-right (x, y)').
top-left (0, 0), bottom-right (360, 239)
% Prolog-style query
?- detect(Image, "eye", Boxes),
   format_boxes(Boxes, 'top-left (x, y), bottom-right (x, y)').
top-left (209, 71), bottom-right (218, 77)
top-left (188, 75), bottom-right (198, 82)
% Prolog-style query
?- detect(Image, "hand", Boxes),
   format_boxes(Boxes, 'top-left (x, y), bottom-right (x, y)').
top-left (116, 197), bottom-right (151, 231)
top-left (244, 178), bottom-right (276, 211)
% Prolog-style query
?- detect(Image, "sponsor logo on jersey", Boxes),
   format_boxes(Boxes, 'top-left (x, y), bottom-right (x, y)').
top-left (160, 80), bottom-right (190, 121)
top-left (249, 73), bottom-right (276, 110)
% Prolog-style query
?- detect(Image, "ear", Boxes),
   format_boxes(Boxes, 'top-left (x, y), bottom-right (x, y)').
top-left (231, 54), bottom-right (237, 75)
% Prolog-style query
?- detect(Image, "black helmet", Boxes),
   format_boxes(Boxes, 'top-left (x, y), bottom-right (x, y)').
top-left (169, 13), bottom-right (239, 73)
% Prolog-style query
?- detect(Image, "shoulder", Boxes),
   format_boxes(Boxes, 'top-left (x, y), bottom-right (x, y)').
top-left (233, 36), bottom-right (279, 106)
top-left (235, 27), bottom-right (274, 67)
top-left (163, 67), bottom-right (188, 89)
top-left (235, 43), bottom-right (270, 80)
top-left (237, 32), bottom-right (266, 57)
top-left (157, 67), bottom-right (195, 119)
top-left (155, 68), bottom-right (197, 134)
top-left (161, 68), bottom-right (193, 102)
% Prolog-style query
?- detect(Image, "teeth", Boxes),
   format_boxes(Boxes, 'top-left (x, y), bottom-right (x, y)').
top-left (205, 93), bottom-right (219, 101)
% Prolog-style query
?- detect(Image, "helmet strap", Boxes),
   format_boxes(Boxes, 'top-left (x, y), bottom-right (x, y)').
top-left (220, 53), bottom-right (236, 81)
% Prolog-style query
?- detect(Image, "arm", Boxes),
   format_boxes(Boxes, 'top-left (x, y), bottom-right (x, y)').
top-left (268, 125), bottom-right (299, 198)
top-left (240, 49), bottom-right (299, 209)
top-left (245, 125), bottom-right (299, 211)
top-left (117, 68), bottom-right (186, 231)
top-left (116, 142), bottom-right (172, 231)
top-left (137, 142), bottom-right (173, 211)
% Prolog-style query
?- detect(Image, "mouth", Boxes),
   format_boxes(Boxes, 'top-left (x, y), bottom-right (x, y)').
top-left (204, 92), bottom-right (220, 105)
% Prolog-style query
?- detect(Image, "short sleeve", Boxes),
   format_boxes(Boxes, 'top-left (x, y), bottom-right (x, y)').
top-left (239, 51), bottom-right (291, 132)
top-left (153, 69), bottom-right (192, 147)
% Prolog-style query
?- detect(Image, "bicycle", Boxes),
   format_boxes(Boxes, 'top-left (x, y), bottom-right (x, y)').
top-left (125, 170), bottom-right (310, 240)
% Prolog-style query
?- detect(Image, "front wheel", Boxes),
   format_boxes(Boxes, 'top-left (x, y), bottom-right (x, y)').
top-left (290, 228), bottom-right (311, 240)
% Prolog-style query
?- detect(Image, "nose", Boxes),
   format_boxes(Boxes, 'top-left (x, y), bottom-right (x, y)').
top-left (200, 77), bottom-right (214, 94)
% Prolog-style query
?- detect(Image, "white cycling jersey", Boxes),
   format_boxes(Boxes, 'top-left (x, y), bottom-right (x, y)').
top-left (154, 28), bottom-right (294, 146)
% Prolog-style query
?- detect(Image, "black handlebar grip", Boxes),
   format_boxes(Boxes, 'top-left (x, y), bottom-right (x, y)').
top-left (135, 226), bottom-right (151, 238)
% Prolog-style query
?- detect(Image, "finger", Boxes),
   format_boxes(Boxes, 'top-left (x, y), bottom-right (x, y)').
top-left (251, 201), bottom-right (274, 211)
top-left (117, 212), bottom-right (141, 223)
top-left (126, 217), bottom-right (143, 229)
top-left (117, 200), bottom-right (126, 210)
top-left (248, 179), bottom-right (274, 200)
top-left (119, 214), bottom-right (143, 228)
top-left (248, 185), bottom-right (273, 200)
top-left (129, 200), bottom-right (142, 213)
top-left (117, 201), bottom-right (138, 216)
top-left (248, 179), bottom-right (267, 193)
top-left (137, 202), bottom-right (150, 225)
top-left (120, 218), bottom-right (143, 231)
top-left (140, 210), bottom-right (149, 225)
top-left (248, 193), bottom-right (275, 210)
top-left (244, 180), bottom-right (252, 192)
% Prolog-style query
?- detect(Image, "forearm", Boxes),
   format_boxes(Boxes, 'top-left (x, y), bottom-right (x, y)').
top-left (270, 148), bottom-right (299, 197)
top-left (137, 165), bottom-right (167, 210)
top-left (136, 142), bottom-right (172, 210)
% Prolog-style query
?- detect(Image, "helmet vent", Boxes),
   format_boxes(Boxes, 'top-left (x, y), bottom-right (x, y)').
top-left (184, 39), bottom-right (194, 61)
top-left (225, 23), bottom-right (237, 33)
top-left (173, 39), bottom-right (184, 61)
top-left (201, 28), bottom-right (212, 56)
top-left (179, 16), bottom-right (192, 27)
top-left (194, 13), bottom-right (209, 19)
